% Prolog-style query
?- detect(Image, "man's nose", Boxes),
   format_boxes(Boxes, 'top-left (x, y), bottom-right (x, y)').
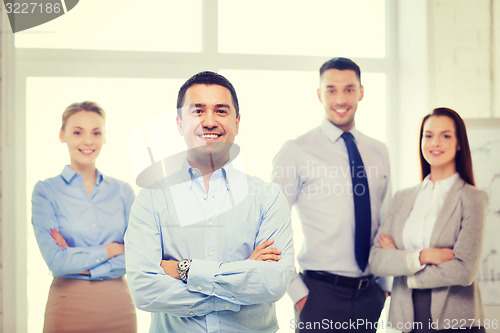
top-left (202, 111), bottom-right (217, 128)
top-left (336, 92), bottom-right (347, 105)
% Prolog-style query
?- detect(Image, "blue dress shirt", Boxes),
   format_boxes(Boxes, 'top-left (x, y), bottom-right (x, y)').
top-left (32, 165), bottom-right (135, 280)
top-left (125, 162), bottom-right (294, 333)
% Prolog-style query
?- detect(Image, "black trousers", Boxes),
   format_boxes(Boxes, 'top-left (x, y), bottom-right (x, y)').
top-left (296, 273), bottom-right (386, 333)
top-left (410, 289), bottom-right (485, 333)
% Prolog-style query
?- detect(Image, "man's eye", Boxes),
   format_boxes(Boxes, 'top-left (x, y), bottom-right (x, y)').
top-left (94, 132), bottom-right (101, 136)
top-left (73, 131), bottom-right (81, 135)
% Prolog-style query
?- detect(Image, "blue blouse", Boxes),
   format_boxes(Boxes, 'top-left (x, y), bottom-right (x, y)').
top-left (32, 165), bottom-right (135, 280)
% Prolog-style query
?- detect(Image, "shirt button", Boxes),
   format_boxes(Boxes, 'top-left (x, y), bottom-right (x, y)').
top-left (88, 204), bottom-right (91, 207)
top-left (225, 306), bottom-right (230, 310)
top-left (92, 224), bottom-right (96, 227)
top-left (230, 297), bottom-right (235, 301)
top-left (208, 222), bottom-right (214, 227)
top-left (96, 259), bottom-right (99, 263)
top-left (189, 311), bottom-right (194, 315)
top-left (197, 286), bottom-right (202, 291)
top-left (208, 251), bottom-right (214, 257)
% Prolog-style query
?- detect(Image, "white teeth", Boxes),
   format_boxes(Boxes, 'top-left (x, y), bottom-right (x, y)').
top-left (81, 150), bottom-right (93, 154)
top-left (336, 109), bottom-right (348, 114)
top-left (202, 134), bottom-right (219, 139)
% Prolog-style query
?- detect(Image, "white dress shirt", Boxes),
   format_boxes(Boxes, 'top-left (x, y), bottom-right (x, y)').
top-left (272, 119), bottom-right (391, 303)
top-left (403, 172), bottom-right (459, 286)
top-left (403, 173), bottom-right (459, 250)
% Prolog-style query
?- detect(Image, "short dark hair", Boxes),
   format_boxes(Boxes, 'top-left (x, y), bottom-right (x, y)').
top-left (319, 57), bottom-right (361, 84)
top-left (419, 107), bottom-right (475, 186)
top-left (176, 71), bottom-right (239, 118)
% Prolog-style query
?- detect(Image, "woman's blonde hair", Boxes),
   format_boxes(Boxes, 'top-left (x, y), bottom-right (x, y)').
top-left (61, 101), bottom-right (106, 130)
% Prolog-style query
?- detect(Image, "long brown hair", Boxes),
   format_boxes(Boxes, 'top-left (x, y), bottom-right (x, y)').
top-left (419, 107), bottom-right (475, 186)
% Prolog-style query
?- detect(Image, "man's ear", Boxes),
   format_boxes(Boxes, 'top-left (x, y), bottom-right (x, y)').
top-left (235, 115), bottom-right (240, 135)
top-left (176, 115), bottom-right (183, 135)
top-left (317, 88), bottom-right (322, 103)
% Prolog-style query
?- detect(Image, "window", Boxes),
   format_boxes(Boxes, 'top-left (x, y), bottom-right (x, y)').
top-left (15, 0), bottom-right (202, 52)
top-left (218, 0), bottom-right (386, 57)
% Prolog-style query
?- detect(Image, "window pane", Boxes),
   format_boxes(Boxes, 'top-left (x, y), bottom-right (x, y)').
top-left (218, 0), bottom-right (386, 57)
top-left (26, 77), bottom-right (185, 332)
top-left (220, 70), bottom-right (386, 182)
top-left (16, 0), bottom-right (202, 52)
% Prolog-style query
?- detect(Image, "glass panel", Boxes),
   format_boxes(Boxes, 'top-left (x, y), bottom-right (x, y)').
top-left (16, 0), bottom-right (202, 52)
top-left (219, 0), bottom-right (386, 57)
top-left (26, 77), bottom-right (185, 332)
top-left (220, 70), bottom-right (386, 182)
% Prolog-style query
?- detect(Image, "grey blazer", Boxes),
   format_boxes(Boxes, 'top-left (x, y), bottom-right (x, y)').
top-left (369, 177), bottom-right (488, 331)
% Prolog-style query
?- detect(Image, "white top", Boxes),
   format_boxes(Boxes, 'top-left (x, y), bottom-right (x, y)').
top-left (272, 119), bottom-right (392, 303)
top-left (403, 173), bottom-right (459, 250)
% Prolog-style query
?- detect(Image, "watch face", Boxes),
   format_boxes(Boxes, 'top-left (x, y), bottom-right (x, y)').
top-left (178, 260), bottom-right (190, 271)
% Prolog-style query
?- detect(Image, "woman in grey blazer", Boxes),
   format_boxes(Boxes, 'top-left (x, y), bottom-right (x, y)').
top-left (370, 107), bottom-right (488, 333)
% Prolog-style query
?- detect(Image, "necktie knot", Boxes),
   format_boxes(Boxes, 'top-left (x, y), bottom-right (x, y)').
top-left (341, 131), bottom-right (354, 142)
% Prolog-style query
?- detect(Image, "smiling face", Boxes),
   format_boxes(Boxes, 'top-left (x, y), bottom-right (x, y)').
top-left (421, 115), bottom-right (459, 178)
top-left (317, 69), bottom-right (364, 132)
top-left (59, 110), bottom-right (105, 173)
top-left (177, 84), bottom-right (240, 169)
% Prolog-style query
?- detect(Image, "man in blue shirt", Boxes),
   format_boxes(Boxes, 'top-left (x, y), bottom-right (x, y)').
top-left (125, 71), bottom-right (294, 332)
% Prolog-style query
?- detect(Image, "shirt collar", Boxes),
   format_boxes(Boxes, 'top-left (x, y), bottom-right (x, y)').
top-left (422, 172), bottom-right (459, 191)
top-left (319, 118), bottom-right (360, 143)
top-left (182, 159), bottom-right (233, 190)
top-left (60, 165), bottom-right (104, 185)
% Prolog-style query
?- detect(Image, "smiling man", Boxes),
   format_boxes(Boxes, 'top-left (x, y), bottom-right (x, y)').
top-left (125, 71), bottom-right (294, 333)
top-left (272, 58), bottom-right (392, 332)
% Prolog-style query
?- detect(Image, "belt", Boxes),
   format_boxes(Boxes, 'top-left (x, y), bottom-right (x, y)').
top-left (304, 270), bottom-right (374, 290)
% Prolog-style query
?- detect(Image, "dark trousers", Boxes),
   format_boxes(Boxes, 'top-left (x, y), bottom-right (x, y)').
top-left (296, 272), bottom-right (386, 333)
top-left (410, 289), bottom-right (485, 333)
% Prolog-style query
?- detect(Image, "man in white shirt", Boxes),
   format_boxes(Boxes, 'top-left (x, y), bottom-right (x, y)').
top-left (272, 57), bottom-right (391, 332)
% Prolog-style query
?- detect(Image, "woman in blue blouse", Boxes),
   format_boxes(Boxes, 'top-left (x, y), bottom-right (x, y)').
top-left (32, 101), bottom-right (137, 333)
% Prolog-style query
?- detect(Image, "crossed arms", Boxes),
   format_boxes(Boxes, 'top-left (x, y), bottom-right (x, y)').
top-left (124, 187), bottom-right (295, 317)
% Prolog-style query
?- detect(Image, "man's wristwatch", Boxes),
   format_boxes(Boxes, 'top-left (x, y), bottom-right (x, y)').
top-left (177, 259), bottom-right (192, 283)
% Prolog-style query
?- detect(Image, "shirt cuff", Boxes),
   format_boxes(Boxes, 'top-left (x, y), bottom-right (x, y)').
top-left (89, 261), bottom-right (110, 279)
top-left (187, 259), bottom-right (220, 296)
top-left (407, 275), bottom-right (419, 288)
top-left (287, 272), bottom-right (309, 304)
top-left (90, 245), bottom-right (108, 266)
top-left (214, 297), bottom-right (241, 313)
top-left (406, 249), bottom-right (426, 274)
